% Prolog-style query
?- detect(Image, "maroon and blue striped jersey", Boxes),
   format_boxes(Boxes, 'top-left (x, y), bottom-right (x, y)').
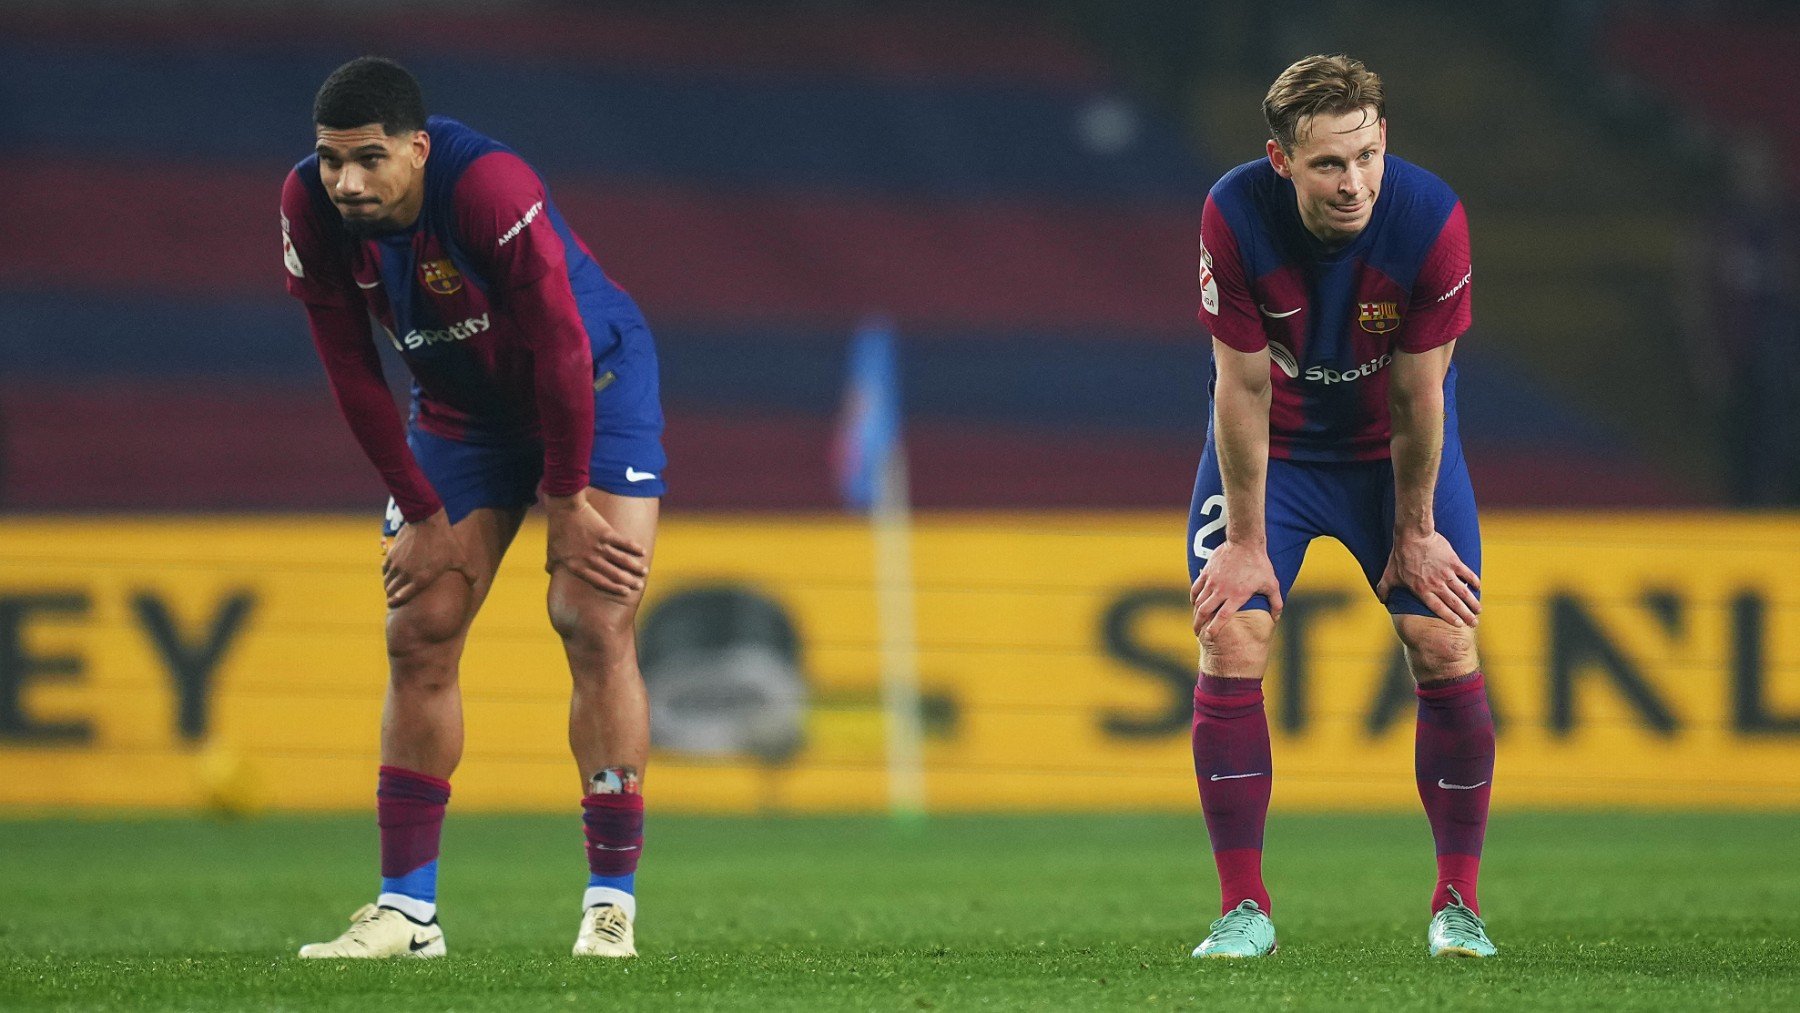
top-left (1197, 154), bottom-right (1473, 462)
top-left (282, 116), bottom-right (650, 521)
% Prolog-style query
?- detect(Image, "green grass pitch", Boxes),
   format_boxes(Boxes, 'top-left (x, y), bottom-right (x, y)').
top-left (2, 811), bottom-right (1797, 1010)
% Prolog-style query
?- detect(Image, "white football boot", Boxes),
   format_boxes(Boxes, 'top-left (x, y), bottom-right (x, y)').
top-left (572, 903), bottom-right (637, 958)
top-left (298, 903), bottom-right (445, 959)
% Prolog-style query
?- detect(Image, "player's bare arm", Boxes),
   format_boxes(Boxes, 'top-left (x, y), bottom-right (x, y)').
top-left (1192, 337), bottom-right (1284, 636)
top-left (1379, 340), bottom-right (1480, 626)
top-left (544, 492), bottom-right (648, 598)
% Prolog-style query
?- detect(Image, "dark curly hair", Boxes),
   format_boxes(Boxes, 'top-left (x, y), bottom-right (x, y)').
top-left (313, 56), bottom-right (426, 135)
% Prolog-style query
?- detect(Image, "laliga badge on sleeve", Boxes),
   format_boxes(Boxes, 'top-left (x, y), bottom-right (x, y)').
top-left (1198, 255), bottom-right (1219, 315)
top-left (282, 212), bottom-right (305, 278)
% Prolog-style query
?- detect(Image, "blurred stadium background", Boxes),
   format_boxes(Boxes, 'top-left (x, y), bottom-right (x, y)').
top-left (1, 0), bottom-right (1797, 877)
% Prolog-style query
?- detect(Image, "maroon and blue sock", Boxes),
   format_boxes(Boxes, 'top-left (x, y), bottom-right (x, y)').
top-left (376, 765), bottom-right (451, 923)
top-left (1192, 676), bottom-right (1273, 915)
top-left (1415, 671), bottom-right (1495, 915)
top-left (582, 779), bottom-right (644, 917)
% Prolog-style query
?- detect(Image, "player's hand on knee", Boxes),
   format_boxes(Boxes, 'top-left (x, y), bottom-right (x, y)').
top-left (1191, 540), bottom-right (1283, 637)
top-left (544, 494), bottom-right (647, 598)
top-left (382, 509), bottom-right (474, 608)
top-left (1379, 532), bottom-right (1481, 627)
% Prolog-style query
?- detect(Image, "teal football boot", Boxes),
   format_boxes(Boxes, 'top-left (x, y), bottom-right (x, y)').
top-left (1427, 887), bottom-right (1497, 957)
top-left (1191, 899), bottom-right (1277, 958)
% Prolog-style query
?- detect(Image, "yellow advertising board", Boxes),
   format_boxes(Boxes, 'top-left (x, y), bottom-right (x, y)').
top-left (1, 514), bottom-right (1797, 813)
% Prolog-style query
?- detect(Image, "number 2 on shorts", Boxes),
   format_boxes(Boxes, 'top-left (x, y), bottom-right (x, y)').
top-left (1192, 494), bottom-right (1227, 562)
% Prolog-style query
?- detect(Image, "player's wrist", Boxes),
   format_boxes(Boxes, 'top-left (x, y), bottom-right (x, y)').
top-left (542, 492), bottom-right (586, 514)
top-left (409, 507), bottom-right (450, 528)
top-left (1393, 519), bottom-right (1435, 540)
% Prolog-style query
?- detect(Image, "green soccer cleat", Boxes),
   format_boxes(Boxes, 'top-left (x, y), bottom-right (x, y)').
top-left (1191, 899), bottom-right (1277, 958)
top-left (1427, 887), bottom-right (1497, 958)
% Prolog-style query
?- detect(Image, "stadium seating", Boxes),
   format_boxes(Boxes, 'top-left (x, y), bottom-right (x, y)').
top-left (0, 5), bottom-right (1702, 510)
top-left (1602, 8), bottom-right (1800, 188)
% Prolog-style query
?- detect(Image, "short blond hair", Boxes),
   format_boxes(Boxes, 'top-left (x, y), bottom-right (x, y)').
top-left (1263, 54), bottom-right (1385, 152)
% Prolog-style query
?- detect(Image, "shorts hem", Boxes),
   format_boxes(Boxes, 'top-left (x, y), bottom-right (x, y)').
top-left (589, 480), bottom-right (665, 499)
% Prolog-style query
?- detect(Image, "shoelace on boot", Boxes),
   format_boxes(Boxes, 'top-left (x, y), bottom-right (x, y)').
top-left (588, 906), bottom-right (629, 943)
top-left (1205, 904), bottom-right (1265, 946)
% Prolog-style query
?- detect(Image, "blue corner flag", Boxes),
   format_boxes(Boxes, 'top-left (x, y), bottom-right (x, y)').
top-left (832, 317), bottom-right (902, 511)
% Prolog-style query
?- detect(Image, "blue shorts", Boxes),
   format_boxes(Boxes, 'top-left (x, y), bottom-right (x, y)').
top-left (382, 323), bottom-right (666, 535)
top-left (1185, 440), bottom-right (1481, 617)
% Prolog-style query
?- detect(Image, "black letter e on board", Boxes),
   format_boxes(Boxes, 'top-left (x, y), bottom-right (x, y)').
top-left (0, 592), bottom-right (93, 743)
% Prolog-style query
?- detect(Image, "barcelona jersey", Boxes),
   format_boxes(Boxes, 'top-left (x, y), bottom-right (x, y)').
top-left (1196, 154), bottom-right (1473, 462)
top-left (281, 115), bottom-right (651, 446)
top-left (281, 116), bottom-right (665, 522)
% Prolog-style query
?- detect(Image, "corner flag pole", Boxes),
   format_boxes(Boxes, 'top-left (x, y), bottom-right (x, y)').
top-left (832, 316), bottom-right (925, 821)
top-left (873, 444), bottom-right (926, 821)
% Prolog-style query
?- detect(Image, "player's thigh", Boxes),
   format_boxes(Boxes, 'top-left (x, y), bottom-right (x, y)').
top-left (1392, 613), bottom-right (1481, 682)
top-left (383, 427), bottom-right (540, 628)
top-left (1428, 440), bottom-right (1482, 576)
top-left (1188, 446), bottom-right (1315, 613)
top-left (383, 502), bottom-right (527, 655)
top-left (587, 318), bottom-right (668, 499)
top-left (452, 504), bottom-right (529, 605)
top-left (402, 428), bottom-right (543, 523)
top-left (553, 316), bottom-right (666, 647)
top-left (1337, 443), bottom-right (1482, 616)
top-left (547, 488), bottom-right (661, 648)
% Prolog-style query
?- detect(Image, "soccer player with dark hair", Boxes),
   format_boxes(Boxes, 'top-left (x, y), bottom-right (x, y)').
top-left (1186, 55), bottom-right (1495, 958)
top-left (283, 57), bottom-right (663, 959)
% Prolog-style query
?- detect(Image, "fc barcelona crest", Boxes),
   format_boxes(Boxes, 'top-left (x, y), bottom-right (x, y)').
top-left (1358, 300), bottom-right (1401, 334)
top-left (420, 258), bottom-right (463, 295)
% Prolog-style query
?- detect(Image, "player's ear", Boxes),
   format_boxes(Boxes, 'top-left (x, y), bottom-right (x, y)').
top-left (410, 129), bottom-right (431, 168)
top-left (1266, 139), bottom-right (1292, 179)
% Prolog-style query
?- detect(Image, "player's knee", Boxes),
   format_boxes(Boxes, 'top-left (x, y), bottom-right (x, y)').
top-left (1398, 617), bottom-right (1478, 681)
top-left (386, 598), bottom-right (468, 663)
top-left (547, 591), bottom-right (637, 662)
top-left (1198, 612), bottom-right (1274, 678)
